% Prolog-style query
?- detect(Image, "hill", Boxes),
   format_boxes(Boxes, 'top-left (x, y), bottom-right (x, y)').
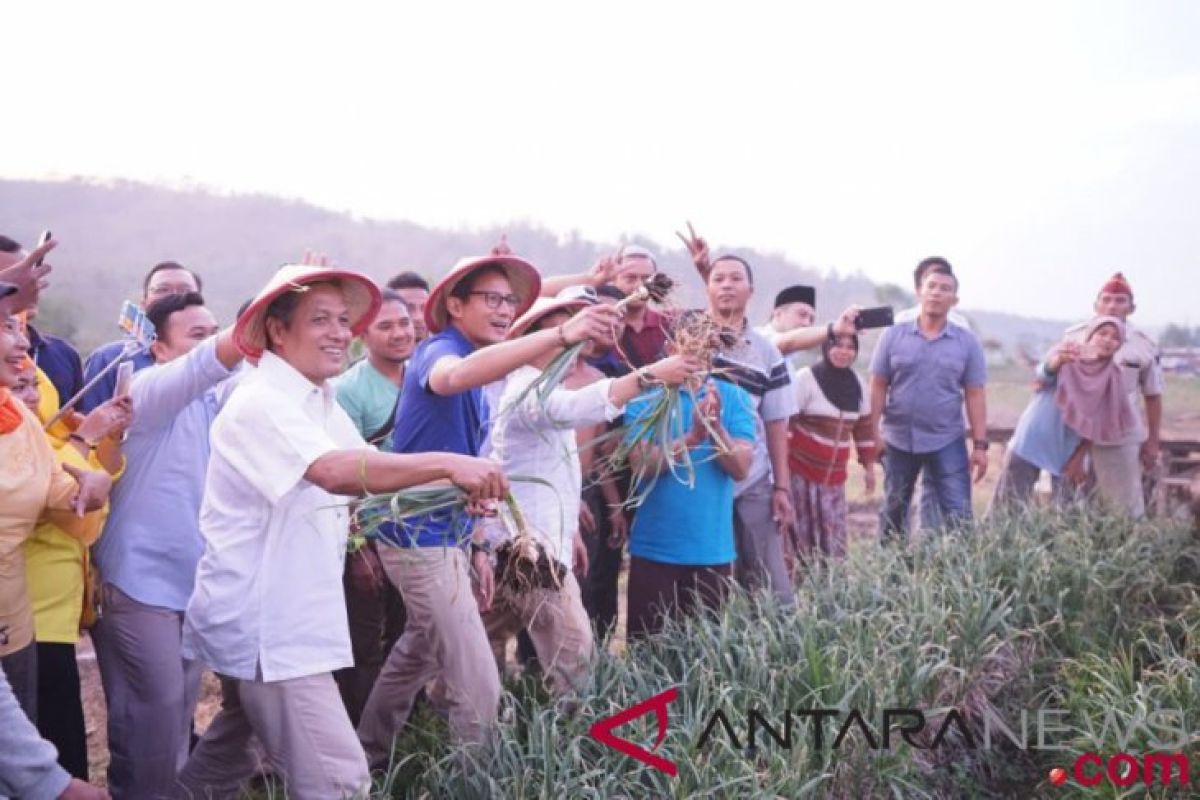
top-left (1, 178), bottom-right (1069, 355)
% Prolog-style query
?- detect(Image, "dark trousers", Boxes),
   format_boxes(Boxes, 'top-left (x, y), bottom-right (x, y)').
top-left (335, 542), bottom-right (406, 726)
top-left (626, 556), bottom-right (732, 640)
top-left (880, 438), bottom-right (972, 538)
top-left (580, 486), bottom-right (624, 643)
top-left (36, 641), bottom-right (88, 780)
top-left (0, 641), bottom-right (37, 723)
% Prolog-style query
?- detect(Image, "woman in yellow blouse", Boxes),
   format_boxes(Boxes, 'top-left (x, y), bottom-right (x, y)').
top-left (0, 315), bottom-right (111, 729)
top-left (13, 361), bottom-right (129, 781)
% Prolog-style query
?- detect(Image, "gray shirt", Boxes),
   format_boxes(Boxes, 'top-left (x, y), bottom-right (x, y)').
top-left (869, 320), bottom-right (987, 454)
top-left (714, 326), bottom-right (800, 495)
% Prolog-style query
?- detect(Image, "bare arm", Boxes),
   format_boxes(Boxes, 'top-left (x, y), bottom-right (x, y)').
top-left (429, 305), bottom-right (619, 396)
top-left (774, 307), bottom-right (862, 356)
top-left (765, 418), bottom-right (790, 489)
top-left (214, 328), bottom-right (242, 370)
top-left (304, 449), bottom-right (506, 500)
top-left (964, 385), bottom-right (988, 444)
top-left (1144, 394), bottom-right (1162, 445)
top-left (869, 374), bottom-right (888, 447)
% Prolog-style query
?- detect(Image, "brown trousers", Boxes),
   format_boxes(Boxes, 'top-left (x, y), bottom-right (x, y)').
top-left (626, 556), bottom-right (732, 640)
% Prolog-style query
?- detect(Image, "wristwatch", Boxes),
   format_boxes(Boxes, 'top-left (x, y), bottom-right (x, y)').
top-left (973, 439), bottom-right (990, 452)
top-left (636, 368), bottom-right (657, 391)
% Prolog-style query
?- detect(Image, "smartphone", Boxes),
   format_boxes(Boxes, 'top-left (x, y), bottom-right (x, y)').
top-left (35, 230), bottom-right (52, 266)
top-left (855, 305), bottom-right (895, 331)
top-left (114, 361), bottom-right (134, 398)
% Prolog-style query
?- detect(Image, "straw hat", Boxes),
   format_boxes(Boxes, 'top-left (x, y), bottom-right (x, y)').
top-left (234, 264), bottom-right (382, 363)
top-left (505, 286), bottom-right (598, 340)
top-left (424, 255), bottom-right (541, 335)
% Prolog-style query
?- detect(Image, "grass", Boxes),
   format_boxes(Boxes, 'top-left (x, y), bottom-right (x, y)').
top-left (354, 508), bottom-right (1199, 799)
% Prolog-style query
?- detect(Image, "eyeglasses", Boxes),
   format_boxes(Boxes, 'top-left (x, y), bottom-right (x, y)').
top-left (467, 290), bottom-right (521, 310)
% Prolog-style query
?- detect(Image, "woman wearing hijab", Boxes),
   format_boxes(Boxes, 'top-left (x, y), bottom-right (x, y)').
top-left (787, 333), bottom-right (876, 565)
top-left (992, 316), bottom-right (1136, 512)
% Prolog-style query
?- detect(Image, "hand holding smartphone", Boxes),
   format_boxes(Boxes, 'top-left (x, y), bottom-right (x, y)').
top-left (114, 361), bottom-right (134, 398)
top-left (854, 306), bottom-right (895, 331)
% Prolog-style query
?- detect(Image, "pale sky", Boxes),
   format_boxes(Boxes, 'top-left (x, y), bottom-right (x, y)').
top-left (3, 1), bottom-right (1198, 325)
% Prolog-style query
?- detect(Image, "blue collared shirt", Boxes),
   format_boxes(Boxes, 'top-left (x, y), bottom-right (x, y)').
top-left (869, 320), bottom-right (987, 454)
top-left (79, 339), bottom-right (156, 413)
top-left (27, 326), bottom-right (83, 410)
top-left (92, 337), bottom-right (233, 611)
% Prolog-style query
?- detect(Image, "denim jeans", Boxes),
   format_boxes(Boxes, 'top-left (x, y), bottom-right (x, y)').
top-left (880, 438), bottom-right (972, 537)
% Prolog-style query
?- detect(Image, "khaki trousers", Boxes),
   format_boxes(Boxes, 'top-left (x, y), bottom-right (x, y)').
top-left (357, 547), bottom-right (500, 766)
top-left (482, 571), bottom-right (593, 697)
top-left (1092, 442), bottom-right (1146, 518)
top-left (177, 672), bottom-right (369, 800)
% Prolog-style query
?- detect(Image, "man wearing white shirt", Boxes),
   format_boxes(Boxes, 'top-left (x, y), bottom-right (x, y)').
top-left (483, 292), bottom-right (699, 695)
top-left (179, 266), bottom-right (508, 800)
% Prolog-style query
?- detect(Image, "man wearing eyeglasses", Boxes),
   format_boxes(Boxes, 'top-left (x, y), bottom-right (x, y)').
top-left (357, 253), bottom-right (620, 762)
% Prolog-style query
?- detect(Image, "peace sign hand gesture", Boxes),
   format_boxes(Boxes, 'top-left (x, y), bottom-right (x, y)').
top-left (675, 220), bottom-right (711, 279)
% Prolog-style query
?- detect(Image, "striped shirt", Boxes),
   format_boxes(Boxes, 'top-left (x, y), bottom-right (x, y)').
top-left (788, 368), bottom-right (876, 486)
top-left (713, 325), bottom-right (798, 495)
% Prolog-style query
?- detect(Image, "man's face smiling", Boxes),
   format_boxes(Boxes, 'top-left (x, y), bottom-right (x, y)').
top-left (364, 299), bottom-right (415, 365)
top-left (449, 271), bottom-right (519, 347)
top-left (267, 283), bottom-right (353, 384)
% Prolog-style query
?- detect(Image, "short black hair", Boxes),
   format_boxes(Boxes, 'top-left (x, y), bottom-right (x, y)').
top-left (596, 284), bottom-right (626, 302)
top-left (0, 235), bottom-right (21, 254)
top-left (143, 261), bottom-right (203, 295)
top-left (387, 271), bottom-right (430, 292)
top-left (709, 254), bottom-right (754, 286)
top-left (380, 289), bottom-right (407, 305)
top-left (146, 291), bottom-right (206, 344)
top-left (450, 264), bottom-right (508, 300)
top-left (913, 257), bottom-right (954, 290)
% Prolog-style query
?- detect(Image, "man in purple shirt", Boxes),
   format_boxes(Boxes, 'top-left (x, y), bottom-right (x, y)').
top-left (868, 262), bottom-right (989, 537)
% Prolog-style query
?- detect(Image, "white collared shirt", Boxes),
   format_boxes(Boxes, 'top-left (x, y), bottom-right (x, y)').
top-left (182, 351), bottom-right (368, 682)
top-left (487, 366), bottom-right (622, 566)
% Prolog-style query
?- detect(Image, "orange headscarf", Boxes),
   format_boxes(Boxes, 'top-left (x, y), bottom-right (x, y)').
top-left (0, 388), bottom-right (22, 434)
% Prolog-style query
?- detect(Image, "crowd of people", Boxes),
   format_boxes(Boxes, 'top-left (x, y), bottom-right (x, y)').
top-left (0, 227), bottom-right (1164, 799)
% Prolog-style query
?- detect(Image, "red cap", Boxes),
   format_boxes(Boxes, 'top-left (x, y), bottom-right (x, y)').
top-left (1099, 272), bottom-right (1133, 298)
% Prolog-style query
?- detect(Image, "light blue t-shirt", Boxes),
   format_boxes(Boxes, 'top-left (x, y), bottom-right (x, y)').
top-left (334, 358), bottom-right (401, 452)
top-left (92, 337), bottom-right (233, 611)
top-left (626, 381), bottom-right (756, 566)
top-left (1008, 374), bottom-right (1081, 476)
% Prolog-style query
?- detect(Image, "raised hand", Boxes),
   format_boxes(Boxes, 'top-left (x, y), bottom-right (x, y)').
top-left (491, 233), bottom-right (512, 256)
top-left (0, 238), bottom-right (56, 315)
top-left (587, 252), bottom-right (620, 286)
top-left (300, 250), bottom-right (330, 267)
top-left (77, 395), bottom-right (134, 443)
top-left (832, 305), bottom-right (862, 337)
top-left (560, 304), bottom-right (622, 345)
top-left (675, 220), bottom-right (711, 277)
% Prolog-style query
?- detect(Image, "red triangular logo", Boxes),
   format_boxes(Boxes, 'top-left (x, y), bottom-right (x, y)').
top-left (588, 687), bottom-right (679, 776)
